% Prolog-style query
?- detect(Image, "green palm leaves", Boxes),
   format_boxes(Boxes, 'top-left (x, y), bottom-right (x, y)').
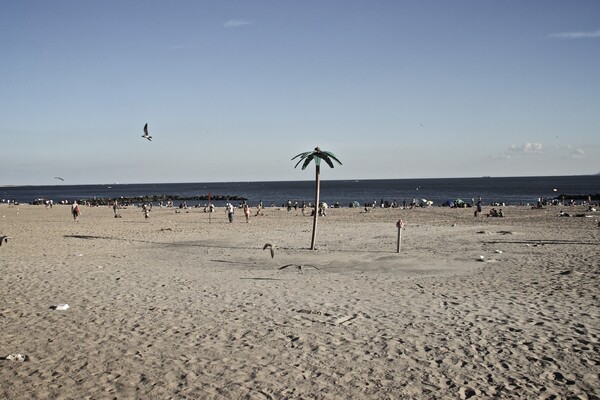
top-left (292, 147), bottom-right (342, 170)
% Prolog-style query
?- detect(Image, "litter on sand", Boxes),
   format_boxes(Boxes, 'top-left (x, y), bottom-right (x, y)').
top-left (6, 354), bottom-right (27, 362)
top-left (54, 304), bottom-right (70, 310)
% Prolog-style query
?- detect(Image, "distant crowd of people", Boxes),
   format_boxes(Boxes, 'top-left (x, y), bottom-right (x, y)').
top-left (4, 193), bottom-right (598, 225)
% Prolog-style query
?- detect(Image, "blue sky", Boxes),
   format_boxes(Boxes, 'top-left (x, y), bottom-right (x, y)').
top-left (1, 1), bottom-right (599, 185)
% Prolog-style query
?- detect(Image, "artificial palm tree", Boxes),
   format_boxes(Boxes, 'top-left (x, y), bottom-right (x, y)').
top-left (292, 147), bottom-right (342, 250)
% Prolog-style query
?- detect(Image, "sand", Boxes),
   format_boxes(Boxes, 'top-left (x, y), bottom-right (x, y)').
top-left (0, 203), bottom-right (598, 399)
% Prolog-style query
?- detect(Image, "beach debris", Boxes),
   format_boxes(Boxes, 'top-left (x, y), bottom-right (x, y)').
top-left (0, 235), bottom-right (12, 246)
top-left (478, 255), bottom-right (485, 262)
top-left (53, 304), bottom-right (70, 311)
top-left (5, 354), bottom-right (27, 362)
top-left (495, 250), bottom-right (503, 254)
top-left (142, 123), bottom-right (152, 141)
top-left (279, 264), bottom-right (319, 272)
top-left (335, 314), bottom-right (358, 325)
top-left (263, 243), bottom-right (275, 258)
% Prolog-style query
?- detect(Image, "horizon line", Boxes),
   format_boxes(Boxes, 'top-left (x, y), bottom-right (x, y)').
top-left (1, 173), bottom-right (598, 189)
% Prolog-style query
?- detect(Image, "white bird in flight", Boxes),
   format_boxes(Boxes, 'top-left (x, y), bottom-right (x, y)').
top-left (142, 123), bottom-right (152, 141)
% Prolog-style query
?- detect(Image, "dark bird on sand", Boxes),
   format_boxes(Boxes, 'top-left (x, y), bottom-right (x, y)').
top-left (279, 264), bottom-right (320, 272)
top-left (0, 236), bottom-right (12, 246)
top-left (263, 243), bottom-right (275, 258)
top-left (142, 123), bottom-right (152, 141)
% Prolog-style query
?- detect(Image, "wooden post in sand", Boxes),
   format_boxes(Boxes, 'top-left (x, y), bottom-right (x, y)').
top-left (396, 219), bottom-right (405, 253)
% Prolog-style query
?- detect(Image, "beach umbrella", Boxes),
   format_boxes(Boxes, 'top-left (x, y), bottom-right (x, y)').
top-left (443, 199), bottom-right (455, 207)
top-left (420, 199), bottom-right (433, 207)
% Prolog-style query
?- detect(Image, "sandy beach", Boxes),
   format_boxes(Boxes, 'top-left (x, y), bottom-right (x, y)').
top-left (1, 203), bottom-right (598, 399)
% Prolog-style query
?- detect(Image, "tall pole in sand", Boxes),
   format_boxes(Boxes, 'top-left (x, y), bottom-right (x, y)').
top-left (310, 164), bottom-right (321, 250)
top-left (396, 219), bottom-right (404, 253)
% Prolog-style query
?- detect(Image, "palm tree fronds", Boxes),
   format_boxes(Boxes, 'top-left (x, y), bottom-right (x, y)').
top-left (291, 151), bottom-right (312, 161)
top-left (301, 155), bottom-right (314, 170)
top-left (322, 151), bottom-right (342, 166)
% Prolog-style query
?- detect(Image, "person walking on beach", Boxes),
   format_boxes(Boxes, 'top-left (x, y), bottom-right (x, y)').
top-left (226, 203), bottom-right (234, 223)
top-left (475, 200), bottom-right (483, 217)
top-left (243, 203), bottom-right (250, 223)
top-left (113, 201), bottom-right (120, 218)
top-left (71, 201), bottom-right (80, 222)
top-left (142, 204), bottom-right (150, 220)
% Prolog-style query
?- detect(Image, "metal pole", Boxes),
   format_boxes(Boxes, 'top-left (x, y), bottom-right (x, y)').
top-left (396, 219), bottom-right (404, 253)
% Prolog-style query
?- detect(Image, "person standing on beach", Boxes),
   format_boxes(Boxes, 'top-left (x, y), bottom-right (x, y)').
top-left (142, 204), bottom-right (150, 220)
top-left (243, 203), bottom-right (250, 223)
top-left (71, 201), bottom-right (80, 222)
top-left (475, 200), bottom-right (483, 217)
top-left (226, 203), bottom-right (234, 223)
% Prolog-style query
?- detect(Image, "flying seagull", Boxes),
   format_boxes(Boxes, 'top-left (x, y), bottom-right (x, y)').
top-left (263, 243), bottom-right (275, 258)
top-left (0, 236), bottom-right (12, 246)
top-left (142, 123), bottom-right (152, 141)
top-left (278, 264), bottom-right (320, 272)
top-left (54, 176), bottom-right (64, 181)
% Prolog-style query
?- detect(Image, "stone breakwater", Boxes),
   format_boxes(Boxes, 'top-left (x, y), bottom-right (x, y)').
top-left (73, 194), bottom-right (247, 206)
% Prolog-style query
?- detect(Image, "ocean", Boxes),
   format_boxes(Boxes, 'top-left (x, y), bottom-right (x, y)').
top-left (1, 175), bottom-right (598, 207)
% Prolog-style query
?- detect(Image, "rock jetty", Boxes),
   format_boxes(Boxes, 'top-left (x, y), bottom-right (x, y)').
top-left (71, 194), bottom-right (247, 206)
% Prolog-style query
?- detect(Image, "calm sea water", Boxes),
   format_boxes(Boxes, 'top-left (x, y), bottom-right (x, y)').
top-left (1, 175), bottom-right (598, 206)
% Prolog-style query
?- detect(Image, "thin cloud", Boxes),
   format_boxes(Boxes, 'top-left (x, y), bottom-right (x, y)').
top-left (493, 142), bottom-right (543, 160)
top-left (224, 19), bottom-right (253, 28)
top-left (568, 147), bottom-right (585, 159)
top-left (508, 142), bottom-right (543, 154)
top-left (548, 29), bottom-right (600, 39)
